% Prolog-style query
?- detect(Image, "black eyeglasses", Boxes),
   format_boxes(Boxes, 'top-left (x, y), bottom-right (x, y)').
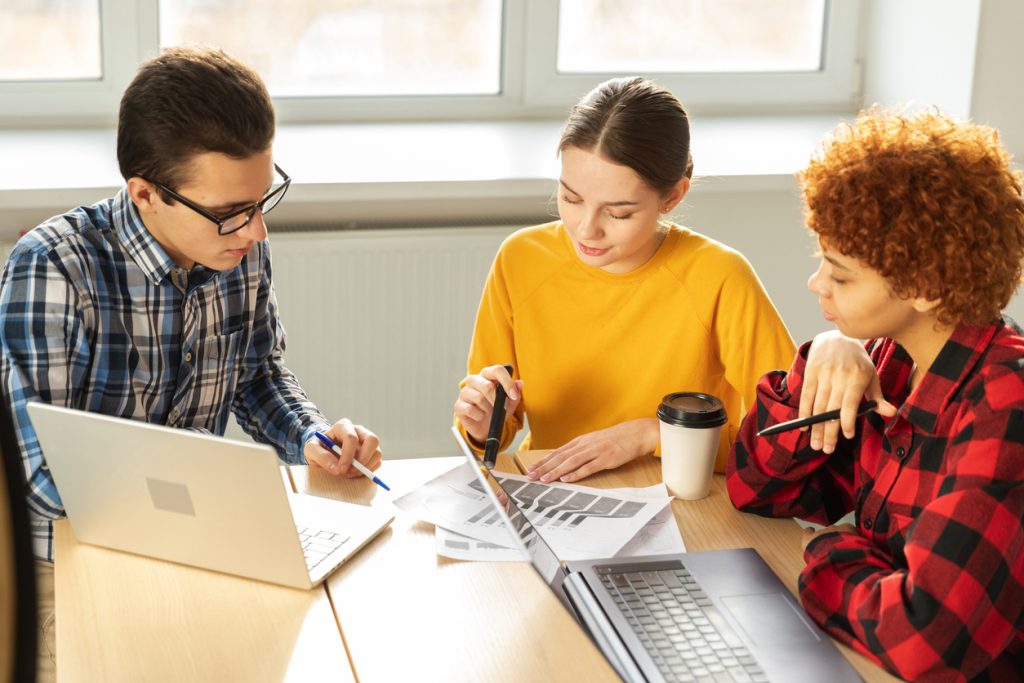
top-left (151, 163), bottom-right (291, 235)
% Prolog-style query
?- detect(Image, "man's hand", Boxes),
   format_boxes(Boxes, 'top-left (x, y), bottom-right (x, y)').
top-left (304, 418), bottom-right (382, 478)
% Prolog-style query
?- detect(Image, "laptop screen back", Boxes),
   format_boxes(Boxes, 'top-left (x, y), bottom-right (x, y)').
top-left (452, 427), bottom-right (564, 586)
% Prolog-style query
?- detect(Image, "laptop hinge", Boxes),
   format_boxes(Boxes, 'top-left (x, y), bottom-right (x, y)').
top-left (563, 573), bottom-right (647, 683)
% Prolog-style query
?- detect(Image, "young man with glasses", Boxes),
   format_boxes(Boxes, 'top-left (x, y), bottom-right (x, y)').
top-left (0, 46), bottom-right (381, 682)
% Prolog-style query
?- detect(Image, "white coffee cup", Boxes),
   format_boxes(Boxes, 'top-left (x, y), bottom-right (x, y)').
top-left (657, 392), bottom-right (727, 500)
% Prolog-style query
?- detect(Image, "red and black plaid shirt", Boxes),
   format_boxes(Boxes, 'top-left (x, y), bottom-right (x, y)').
top-left (728, 318), bottom-right (1024, 681)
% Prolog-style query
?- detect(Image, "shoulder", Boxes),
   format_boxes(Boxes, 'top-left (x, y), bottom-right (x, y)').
top-left (662, 225), bottom-right (755, 277)
top-left (489, 221), bottom-right (573, 293)
top-left (8, 200), bottom-right (115, 276)
top-left (966, 320), bottom-right (1024, 410)
top-left (495, 221), bottom-right (568, 263)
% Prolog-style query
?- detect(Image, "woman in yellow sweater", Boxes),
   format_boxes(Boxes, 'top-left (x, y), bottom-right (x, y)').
top-left (454, 76), bottom-right (795, 483)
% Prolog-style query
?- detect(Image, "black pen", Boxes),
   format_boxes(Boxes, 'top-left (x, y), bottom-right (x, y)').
top-left (483, 364), bottom-right (514, 469)
top-left (757, 400), bottom-right (878, 438)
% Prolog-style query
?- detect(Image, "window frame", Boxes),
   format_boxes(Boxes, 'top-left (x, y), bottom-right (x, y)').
top-left (523, 0), bottom-right (861, 112)
top-left (0, 0), bottom-right (861, 127)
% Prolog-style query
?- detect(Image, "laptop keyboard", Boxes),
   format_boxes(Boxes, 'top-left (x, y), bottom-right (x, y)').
top-left (297, 526), bottom-right (351, 572)
top-left (597, 563), bottom-right (769, 683)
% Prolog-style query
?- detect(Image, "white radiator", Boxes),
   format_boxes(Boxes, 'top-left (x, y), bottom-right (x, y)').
top-left (262, 225), bottom-right (521, 458)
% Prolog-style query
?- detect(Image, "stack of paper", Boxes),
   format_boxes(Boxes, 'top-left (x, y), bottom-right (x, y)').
top-left (393, 462), bottom-right (684, 562)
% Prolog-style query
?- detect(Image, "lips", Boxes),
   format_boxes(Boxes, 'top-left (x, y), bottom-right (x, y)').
top-left (577, 242), bottom-right (609, 257)
top-left (822, 309), bottom-right (837, 322)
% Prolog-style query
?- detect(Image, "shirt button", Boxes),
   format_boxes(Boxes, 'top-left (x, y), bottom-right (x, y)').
top-left (863, 519), bottom-right (873, 530)
top-left (896, 447), bottom-right (905, 458)
top-left (184, 351), bottom-right (193, 363)
top-left (169, 408), bottom-right (179, 423)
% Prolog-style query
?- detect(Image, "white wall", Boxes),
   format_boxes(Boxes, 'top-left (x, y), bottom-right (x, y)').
top-left (969, 0), bottom-right (1024, 161)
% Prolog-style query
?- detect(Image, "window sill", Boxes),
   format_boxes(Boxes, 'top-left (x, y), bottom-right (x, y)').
top-left (0, 115), bottom-right (844, 239)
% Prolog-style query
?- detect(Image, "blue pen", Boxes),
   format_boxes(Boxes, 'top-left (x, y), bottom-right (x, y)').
top-left (313, 431), bottom-right (391, 491)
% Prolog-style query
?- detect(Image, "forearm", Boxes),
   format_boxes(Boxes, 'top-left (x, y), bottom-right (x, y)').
top-left (727, 347), bottom-right (857, 523)
top-left (800, 490), bottom-right (1024, 680)
top-left (233, 363), bottom-right (329, 463)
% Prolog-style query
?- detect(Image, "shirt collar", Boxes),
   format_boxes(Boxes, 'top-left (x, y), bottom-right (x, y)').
top-left (898, 320), bottom-right (1000, 432)
top-left (112, 188), bottom-right (178, 285)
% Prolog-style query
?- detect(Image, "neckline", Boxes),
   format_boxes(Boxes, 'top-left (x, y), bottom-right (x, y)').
top-left (561, 222), bottom-right (682, 283)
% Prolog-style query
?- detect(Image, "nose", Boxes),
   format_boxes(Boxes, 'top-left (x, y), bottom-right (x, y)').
top-left (239, 208), bottom-right (268, 242)
top-left (807, 262), bottom-right (829, 297)
top-left (575, 210), bottom-right (604, 241)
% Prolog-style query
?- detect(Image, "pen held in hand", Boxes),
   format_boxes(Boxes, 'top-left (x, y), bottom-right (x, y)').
top-left (313, 431), bottom-right (390, 491)
top-left (483, 363), bottom-right (514, 469)
top-left (757, 400), bottom-right (879, 438)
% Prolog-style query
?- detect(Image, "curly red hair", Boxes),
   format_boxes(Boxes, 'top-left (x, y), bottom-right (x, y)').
top-left (798, 108), bottom-right (1024, 326)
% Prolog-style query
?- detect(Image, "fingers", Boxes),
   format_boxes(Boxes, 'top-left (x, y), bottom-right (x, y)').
top-left (865, 374), bottom-right (898, 417)
top-left (533, 446), bottom-right (600, 483)
top-left (305, 438), bottom-right (341, 474)
top-left (353, 424), bottom-right (382, 469)
top-left (838, 383), bottom-right (864, 440)
top-left (808, 378), bottom-right (834, 451)
top-left (312, 420), bottom-right (384, 479)
top-left (798, 370), bottom-right (818, 422)
top-left (479, 364), bottom-right (519, 400)
top-left (454, 376), bottom-right (497, 443)
top-left (455, 369), bottom-right (523, 444)
top-left (527, 441), bottom-right (575, 480)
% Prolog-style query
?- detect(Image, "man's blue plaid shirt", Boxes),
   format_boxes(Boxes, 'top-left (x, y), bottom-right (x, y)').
top-left (0, 189), bottom-right (330, 560)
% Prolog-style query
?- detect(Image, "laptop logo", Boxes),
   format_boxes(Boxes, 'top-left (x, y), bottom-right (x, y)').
top-left (146, 478), bottom-right (196, 516)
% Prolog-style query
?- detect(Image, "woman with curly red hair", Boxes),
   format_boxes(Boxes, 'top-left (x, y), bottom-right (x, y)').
top-left (728, 108), bottom-right (1024, 680)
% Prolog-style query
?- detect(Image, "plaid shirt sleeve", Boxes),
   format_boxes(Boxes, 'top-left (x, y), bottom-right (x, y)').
top-left (0, 242), bottom-right (92, 526)
top-left (231, 242), bottom-right (329, 464)
top-left (726, 341), bottom-right (861, 526)
top-left (800, 399), bottom-right (1024, 680)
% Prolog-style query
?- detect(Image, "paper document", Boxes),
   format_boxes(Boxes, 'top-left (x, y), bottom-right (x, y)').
top-left (435, 526), bottom-right (528, 562)
top-left (395, 462), bottom-right (674, 561)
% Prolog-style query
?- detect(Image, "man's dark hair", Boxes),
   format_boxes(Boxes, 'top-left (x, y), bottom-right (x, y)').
top-left (117, 46), bottom-right (275, 199)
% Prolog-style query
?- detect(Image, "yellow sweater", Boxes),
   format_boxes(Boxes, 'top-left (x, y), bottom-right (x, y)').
top-left (460, 222), bottom-right (795, 472)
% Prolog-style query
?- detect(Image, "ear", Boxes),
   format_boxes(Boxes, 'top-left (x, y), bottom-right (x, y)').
top-left (911, 295), bottom-right (942, 314)
top-left (659, 177), bottom-right (691, 215)
top-left (126, 177), bottom-right (161, 215)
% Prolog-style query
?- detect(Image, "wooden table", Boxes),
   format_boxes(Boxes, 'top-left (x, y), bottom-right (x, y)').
top-left (55, 452), bottom-right (899, 682)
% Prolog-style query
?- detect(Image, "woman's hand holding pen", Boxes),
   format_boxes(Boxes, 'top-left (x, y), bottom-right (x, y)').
top-left (800, 331), bottom-right (897, 453)
top-left (304, 418), bottom-right (383, 477)
top-left (527, 418), bottom-right (658, 484)
top-left (454, 364), bottom-right (523, 445)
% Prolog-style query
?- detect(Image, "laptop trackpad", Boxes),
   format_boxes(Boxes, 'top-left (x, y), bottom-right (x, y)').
top-left (720, 593), bottom-right (821, 646)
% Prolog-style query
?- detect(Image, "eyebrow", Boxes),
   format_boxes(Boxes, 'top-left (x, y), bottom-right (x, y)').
top-left (823, 254), bottom-right (854, 272)
top-left (202, 180), bottom-right (277, 214)
top-left (559, 180), bottom-right (639, 207)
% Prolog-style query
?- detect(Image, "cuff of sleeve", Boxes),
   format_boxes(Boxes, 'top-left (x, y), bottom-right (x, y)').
top-left (296, 420), bottom-right (332, 465)
top-left (802, 528), bottom-right (844, 564)
top-left (781, 341), bottom-right (812, 401)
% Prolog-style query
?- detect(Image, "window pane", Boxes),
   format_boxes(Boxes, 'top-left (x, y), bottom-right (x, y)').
top-left (159, 0), bottom-right (503, 97)
top-left (0, 0), bottom-right (101, 81)
top-left (558, 0), bottom-right (825, 73)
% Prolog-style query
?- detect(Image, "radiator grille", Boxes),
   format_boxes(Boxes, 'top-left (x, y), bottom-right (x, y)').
top-left (266, 225), bottom-right (520, 458)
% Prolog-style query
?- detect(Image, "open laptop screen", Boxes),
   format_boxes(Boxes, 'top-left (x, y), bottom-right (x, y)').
top-left (452, 427), bottom-right (565, 586)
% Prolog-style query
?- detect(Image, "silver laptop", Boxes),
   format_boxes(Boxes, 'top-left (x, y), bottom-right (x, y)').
top-left (452, 426), bottom-right (861, 683)
top-left (28, 402), bottom-right (394, 589)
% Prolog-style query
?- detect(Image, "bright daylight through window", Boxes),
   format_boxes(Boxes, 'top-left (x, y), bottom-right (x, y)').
top-left (0, 0), bottom-right (847, 123)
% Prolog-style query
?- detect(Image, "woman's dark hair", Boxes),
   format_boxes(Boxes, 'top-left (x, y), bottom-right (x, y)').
top-left (117, 46), bottom-right (275, 199)
top-left (558, 76), bottom-right (693, 195)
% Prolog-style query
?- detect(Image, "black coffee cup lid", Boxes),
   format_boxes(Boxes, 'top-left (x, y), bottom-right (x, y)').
top-left (657, 392), bottom-right (727, 428)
